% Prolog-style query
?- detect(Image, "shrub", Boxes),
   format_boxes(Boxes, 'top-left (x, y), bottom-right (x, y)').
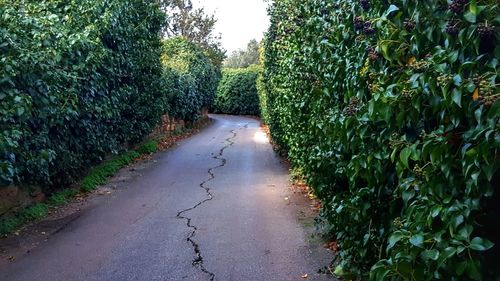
top-left (162, 37), bottom-right (221, 121)
top-left (213, 67), bottom-right (261, 115)
top-left (0, 2), bottom-right (221, 191)
top-left (0, 0), bottom-right (167, 189)
top-left (260, 0), bottom-right (499, 280)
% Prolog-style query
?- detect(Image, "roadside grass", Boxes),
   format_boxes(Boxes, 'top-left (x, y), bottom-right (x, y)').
top-left (81, 151), bottom-right (141, 192)
top-left (136, 139), bottom-right (158, 155)
top-left (0, 203), bottom-right (49, 236)
top-left (46, 189), bottom-right (79, 206)
top-left (0, 188), bottom-right (82, 235)
top-left (0, 119), bottom-right (211, 237)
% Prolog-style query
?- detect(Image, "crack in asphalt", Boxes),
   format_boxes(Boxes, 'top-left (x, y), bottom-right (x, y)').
top-left (176, 129), bottom-right (238, 281)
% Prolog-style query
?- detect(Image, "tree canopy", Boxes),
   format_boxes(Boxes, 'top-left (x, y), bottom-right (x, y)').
top-left (223, 39), bottom-right (260, 69)
top-left (161, 0), bottom-right (226, 67)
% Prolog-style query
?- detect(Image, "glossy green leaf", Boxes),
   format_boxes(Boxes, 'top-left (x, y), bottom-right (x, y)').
top-left (410, 234), bottom-right (424, 248)
top-left (469, 237), bottom-right (494, 251)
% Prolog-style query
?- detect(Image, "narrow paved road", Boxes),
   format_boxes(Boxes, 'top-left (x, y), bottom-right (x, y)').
top-left (0, 115), bottom-right (333, 281)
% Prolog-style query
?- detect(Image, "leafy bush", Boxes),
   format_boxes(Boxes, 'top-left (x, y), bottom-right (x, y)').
top-left (162, 37), bottom-right (221, 120)
top-left (0, 0), bottom-right (167, 188)
top-left (260, 0), bottom-right (499, 280)
top-left (213, 67), bottom-right (261, 115)
top-left (0, 2), bottom-right (221, 192)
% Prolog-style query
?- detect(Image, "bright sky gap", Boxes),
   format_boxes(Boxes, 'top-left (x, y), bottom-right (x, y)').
top-left (195, 0), bottom-right (270, 53)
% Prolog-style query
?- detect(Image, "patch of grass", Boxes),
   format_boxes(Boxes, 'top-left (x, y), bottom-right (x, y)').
top-left (20, 203), bottom-right (49, 221)
top-left (46, 189), bottom-right (78, 206)
top-left (81, 151), bottom-right (140, 192)
top-left (0, 217), bottom-right (22, 236)
top-left (0, 203), bottom-right (49, 236)
top-left (137, 140), bottom-right (158, 154)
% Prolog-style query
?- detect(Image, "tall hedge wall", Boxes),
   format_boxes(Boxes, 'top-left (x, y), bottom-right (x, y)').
top-left (0, 1), bottom-right (219, 190)
top-left (162, 37), bottom-right (221, 121)
top-left (260, 0), bottom-right (499, 280)
top-left (213, 67), bottom-right (261, 115)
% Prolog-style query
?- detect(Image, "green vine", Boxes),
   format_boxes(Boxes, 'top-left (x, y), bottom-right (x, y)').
top-left (260, 0), bottom-right (499, 280)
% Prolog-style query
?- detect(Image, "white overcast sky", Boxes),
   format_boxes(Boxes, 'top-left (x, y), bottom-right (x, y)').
top-left (195, 0), bottom-right (270, 53)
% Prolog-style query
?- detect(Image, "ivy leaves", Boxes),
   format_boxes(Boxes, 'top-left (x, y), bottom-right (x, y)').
top-left (0, 0), bottom-right (168, 187)
top-left (260, 0), bottom-right (499, 280)
top-left (162, 37), bottom-right (221, 121)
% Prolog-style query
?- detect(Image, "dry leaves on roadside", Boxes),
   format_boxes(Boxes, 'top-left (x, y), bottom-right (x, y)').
top-left (324, 241), bottom-right (339, 253)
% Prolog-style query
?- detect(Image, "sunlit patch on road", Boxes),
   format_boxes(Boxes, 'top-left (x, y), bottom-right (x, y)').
top-left (253, 131), bottom-right (269, 144)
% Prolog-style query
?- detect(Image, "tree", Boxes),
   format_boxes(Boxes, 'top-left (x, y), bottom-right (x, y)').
top-left (224, 39), bottom-right (260, 69)
top-left (161, 0), bottom-right (226, 66)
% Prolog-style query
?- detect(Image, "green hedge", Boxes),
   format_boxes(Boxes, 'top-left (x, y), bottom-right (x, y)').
top-left (0, 1), bottom-right (219, 190)
top-left (260, 0), bottom-right (499, 280)
top-left (162, 37), bottom-right (221, 121)
top-left (213, 67), bottom-right (261, 115)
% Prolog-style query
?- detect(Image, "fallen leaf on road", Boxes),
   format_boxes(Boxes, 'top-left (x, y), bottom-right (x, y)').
top-left (324, 241), bottom-right (339, 252)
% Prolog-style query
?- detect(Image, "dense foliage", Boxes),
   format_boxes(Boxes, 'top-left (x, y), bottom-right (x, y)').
top-left (0, 0), bottom-right (166, 188)
top-left (0, 1), bottom-right (219, 191)
top-left (260, 0), bottom-right (499, 280)
top-left (213, 68), bottom-right (261, 115)
top-left (162, 37), bottom-right (221, 120)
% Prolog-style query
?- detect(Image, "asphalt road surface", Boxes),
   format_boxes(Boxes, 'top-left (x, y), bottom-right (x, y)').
top-left (0, 115), bottom-right (333, 281)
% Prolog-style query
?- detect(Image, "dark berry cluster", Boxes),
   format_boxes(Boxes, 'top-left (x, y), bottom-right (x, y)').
top-left (343, 98), bottom-right (360, 116)
top-left (404, 20), bottom-right (416, 32)
top-left (472, 74), bottom-right (481, 85)
top-left (368, 50), bottom-right (379, 60)
top-left (445, 21), bottom-right (459, 36)
top-left (449, 0), bottom-right (469, 14)
top-left (363, 22), bottom-right (376, 35)
top-left (477, 24), bottom-right (494, 39)
top-left (476, 77), bottom-right (498, 106)
top-left (354, 16), bottom-right (364, 30)
top-left (360, 0), bottom-right (370, 11)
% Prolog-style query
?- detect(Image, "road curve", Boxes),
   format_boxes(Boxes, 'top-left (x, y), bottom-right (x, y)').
top-left (0, 115), bottom-right (333, 281)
